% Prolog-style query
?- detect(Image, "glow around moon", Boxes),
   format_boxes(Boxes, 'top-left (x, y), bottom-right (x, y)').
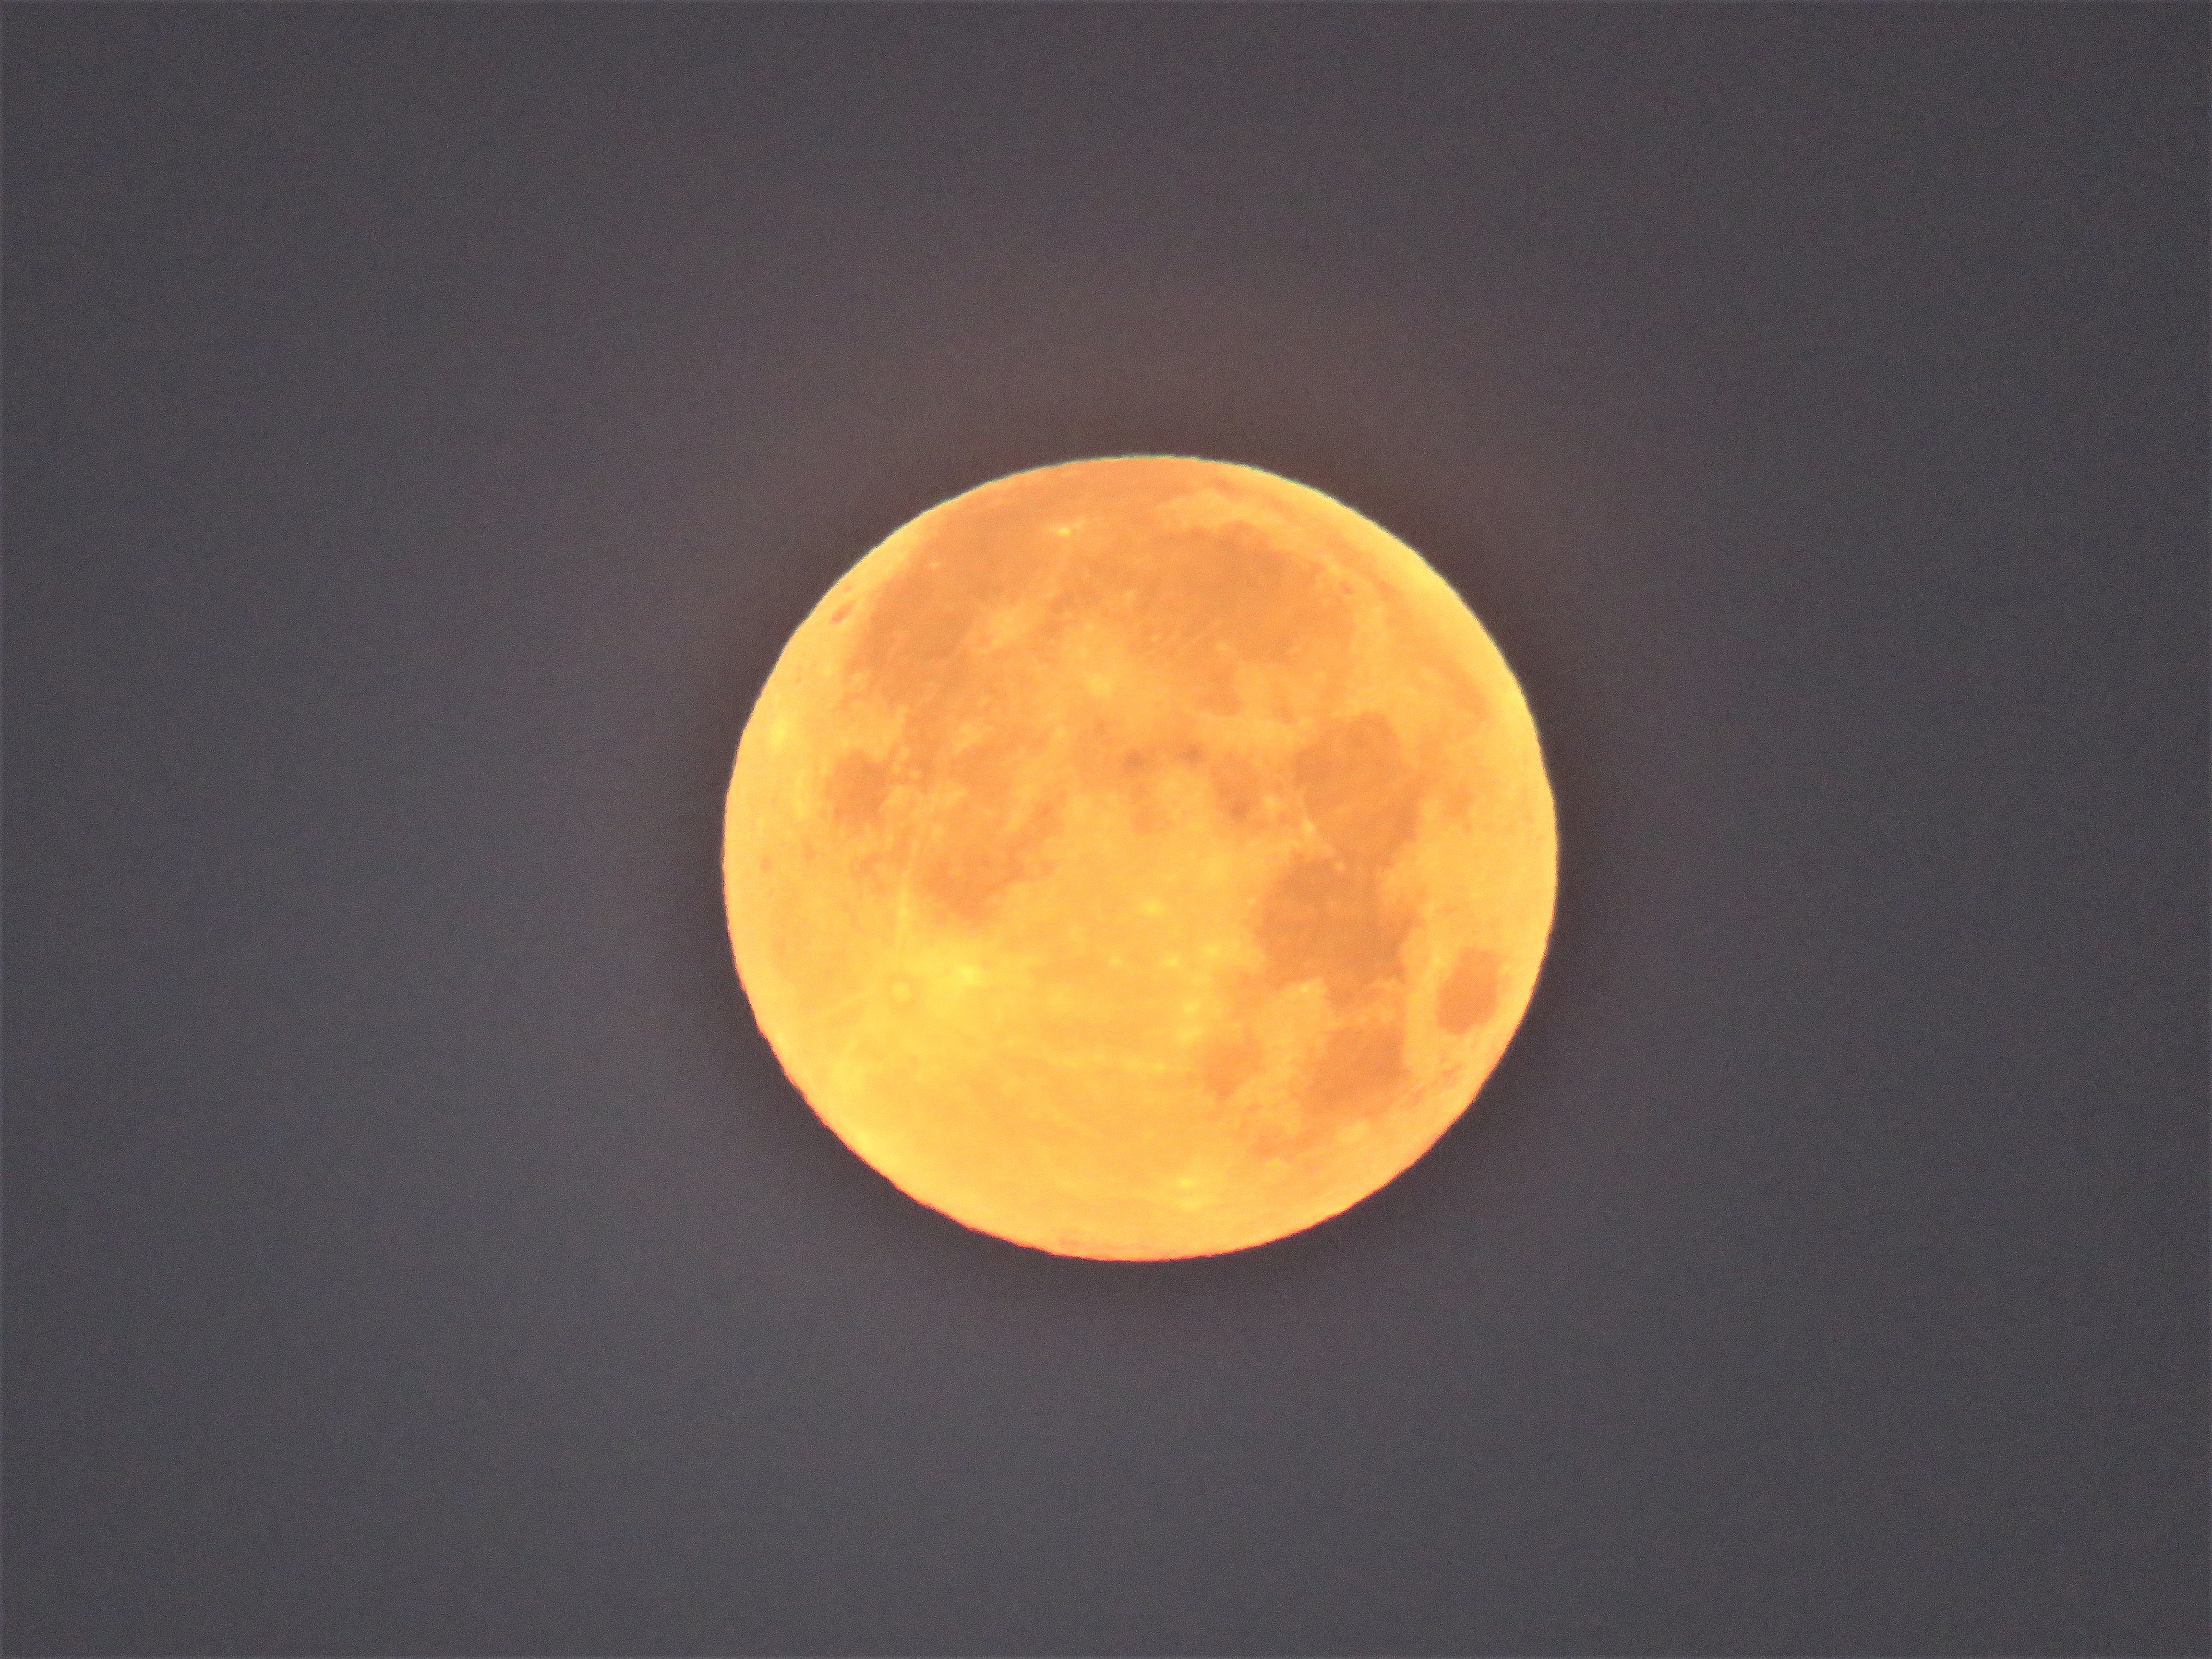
top-left (723, 457), bottom-right (1556, 1260)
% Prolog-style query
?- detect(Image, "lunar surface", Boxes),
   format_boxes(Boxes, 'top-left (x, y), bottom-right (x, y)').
top-left (723, 457), bottom-right (1556, 1259)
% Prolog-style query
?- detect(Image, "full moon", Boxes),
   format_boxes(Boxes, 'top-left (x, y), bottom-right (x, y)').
top-left (723, 457), bottom-right (1556, 1259)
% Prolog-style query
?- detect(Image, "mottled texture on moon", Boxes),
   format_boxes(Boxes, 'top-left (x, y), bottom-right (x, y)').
top-left (724, 457), bottom-right (1557, 1259)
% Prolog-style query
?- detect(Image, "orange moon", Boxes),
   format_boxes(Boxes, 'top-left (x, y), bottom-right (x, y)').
top-left (723, 457), bottom-right (1556, 1260)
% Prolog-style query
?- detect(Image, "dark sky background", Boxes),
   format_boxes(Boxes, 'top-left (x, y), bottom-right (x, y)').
top-left (6, 5), bottom-right (2205, 1655)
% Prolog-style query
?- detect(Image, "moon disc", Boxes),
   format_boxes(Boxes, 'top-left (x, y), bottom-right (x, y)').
top-left (723, 456), bottom-right (1556, 1259)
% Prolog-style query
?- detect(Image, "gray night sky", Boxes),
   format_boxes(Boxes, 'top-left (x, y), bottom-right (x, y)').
top-left (5, 5), bottom-right (2206, 1654)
